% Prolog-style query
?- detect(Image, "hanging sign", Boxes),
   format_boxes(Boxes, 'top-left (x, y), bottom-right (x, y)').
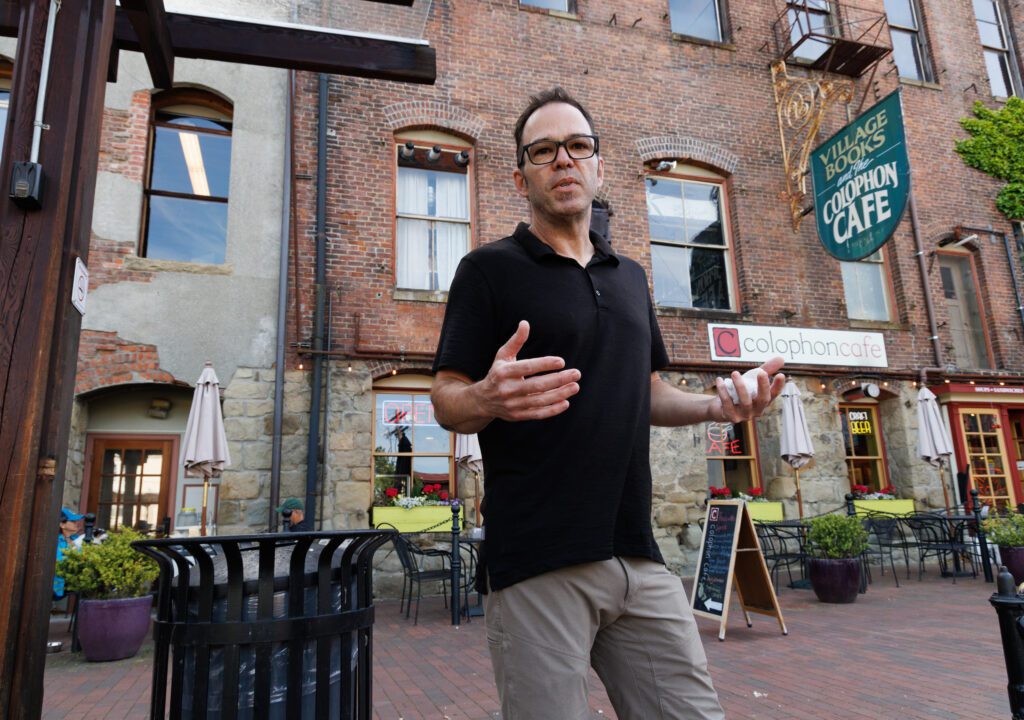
top-left (810, 90), bottom-right (911, 261)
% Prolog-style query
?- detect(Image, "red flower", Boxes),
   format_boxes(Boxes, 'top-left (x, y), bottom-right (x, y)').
top-left (439, 491), bottom-right (449, 501)
top-left (435, 484), bottom-right (444, 491)
top-left (852, 484), bottom-right (869, 495)
top-left (385, 487), bottom-right (399, 498)
top-left (422, 485), bottom-right (435, 495)
top-left (710, 486), bottom-right (733, 498)
top-left (749, 487), bottom-right (763, 497)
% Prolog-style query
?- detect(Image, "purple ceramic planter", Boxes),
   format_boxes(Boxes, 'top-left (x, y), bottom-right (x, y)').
top-left (77, 595), bottom-right (153, 662)
top-left (1001, 546), bottom-right (1024, 585)
top-left (808, 558), bottom-right (861, 604)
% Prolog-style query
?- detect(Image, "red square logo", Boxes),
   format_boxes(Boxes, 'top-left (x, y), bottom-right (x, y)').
top-left (713, 327), bottom-right (740, 358)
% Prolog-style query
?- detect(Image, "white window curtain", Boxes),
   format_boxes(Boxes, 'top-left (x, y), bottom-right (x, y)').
top-left (396, 166), bottom-right (469, 290)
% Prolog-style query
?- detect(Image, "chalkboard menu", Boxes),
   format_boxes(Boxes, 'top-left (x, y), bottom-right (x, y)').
top-left (692, 502), bottom-right (739, 617)
top-left (691, 500), bottom-right (787, 641)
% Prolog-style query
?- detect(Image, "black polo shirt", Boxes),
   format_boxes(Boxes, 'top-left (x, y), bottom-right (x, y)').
top-left (433, 223), bottom-right (670, 591)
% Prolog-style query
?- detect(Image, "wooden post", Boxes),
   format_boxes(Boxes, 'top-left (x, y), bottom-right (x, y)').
top-left (0, 0), bottom-right (115, 716)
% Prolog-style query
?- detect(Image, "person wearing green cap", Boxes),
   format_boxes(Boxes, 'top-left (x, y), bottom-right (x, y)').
top-left (276, 498), bottom-right (309, 532)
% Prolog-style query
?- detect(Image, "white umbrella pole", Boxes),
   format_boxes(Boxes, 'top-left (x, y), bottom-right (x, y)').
top-left (473, 471), bottom-right (482, 528)
top-left (794, 469), bottom-right (804, 520)
top-left (939, 462), bottom-right (952, 517)
top-left (201, 477), bottom-right (209, 537)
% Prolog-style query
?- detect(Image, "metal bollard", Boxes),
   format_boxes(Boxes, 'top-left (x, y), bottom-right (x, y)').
top-left (974, 488), bottom-right (995, 583)
top-left (83, 513), bottom-right (96, 543)
top-left (450, 500), bottom-right (462, 627)
top-left (990, 565), bottom-right (1024, 719)
top-left (845, 493), bottom-right (856, 516)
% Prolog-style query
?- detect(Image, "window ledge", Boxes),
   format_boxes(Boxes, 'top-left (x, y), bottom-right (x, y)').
top-left (848, 319), bottom-right (903, 331)
top-left (656, 306), bottom-right (743, 321)
top-left (124, 256), bottom-right (232, 275)
top-left (670, 33), bottom-right (736, 51)
top-left (898, 77), bottom-right (941, 91)
top-left (518, 5), bottom-right (579, 22)
top-left (393, 288), bottom-right (449, 303)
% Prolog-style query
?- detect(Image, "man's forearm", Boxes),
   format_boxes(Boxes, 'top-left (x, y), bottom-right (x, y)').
top-left (650, 375), bottom-right (717, 427)
top-left (432, 376), bottom-right (495, 434)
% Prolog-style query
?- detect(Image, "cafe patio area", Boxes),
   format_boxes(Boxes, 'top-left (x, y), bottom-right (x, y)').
top-left (41, 560), bottom-right (1008, 720)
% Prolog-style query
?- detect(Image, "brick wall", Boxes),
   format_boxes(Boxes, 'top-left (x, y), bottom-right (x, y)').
top-left (287, 0), bottom-right (1024, 380)
top-left (75, 330), bottom-right (177, 395)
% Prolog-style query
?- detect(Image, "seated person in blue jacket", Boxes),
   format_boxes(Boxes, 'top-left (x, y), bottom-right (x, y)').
top-left (53, 508), bottom-right (84, 598)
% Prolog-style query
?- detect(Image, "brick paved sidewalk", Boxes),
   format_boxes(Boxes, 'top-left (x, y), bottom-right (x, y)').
top-left (43, 565), bottom-right (1007, 719)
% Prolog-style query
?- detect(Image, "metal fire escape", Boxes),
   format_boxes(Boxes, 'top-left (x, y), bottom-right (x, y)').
top-left (770, 1), bottom-right (892, 230)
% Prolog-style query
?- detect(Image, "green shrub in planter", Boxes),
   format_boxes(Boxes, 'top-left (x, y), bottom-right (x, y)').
top-left (56, 528), bottom-right (159, 599)
top-left (982, 513), bottom-right (1024, 548)
top-left (807, 514), bottom-right (868, 559)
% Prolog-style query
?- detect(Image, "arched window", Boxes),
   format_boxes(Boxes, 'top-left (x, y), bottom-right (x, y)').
top-left (0, 59), bottom-right (12, 164)
top-left (394, 129), bottom-right (473, 293)
top-left (142, 88), bottom-right (233, 264)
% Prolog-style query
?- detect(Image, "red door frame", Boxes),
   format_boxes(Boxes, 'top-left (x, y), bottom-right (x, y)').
top-left (945, 401), bottom-right (1022, 508)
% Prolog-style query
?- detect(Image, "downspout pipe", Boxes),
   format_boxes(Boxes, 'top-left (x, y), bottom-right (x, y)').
top-left (305, 73), bottom-right (329, 529)
top-left (269, 70), bottom-right (293, 532)
top-left (909, 190), bottom-right (946, 385)
top-left (1003, 232), bottom-right (1024, 339)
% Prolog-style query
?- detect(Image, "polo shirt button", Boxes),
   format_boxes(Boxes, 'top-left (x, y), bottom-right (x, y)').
top-left (595, 289), bottom-right (601, 296)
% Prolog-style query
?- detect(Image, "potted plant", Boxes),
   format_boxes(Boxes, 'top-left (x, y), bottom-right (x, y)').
top-left (806, 514), bottom-right (869, 604)
top-left (983, 512), bottom-right (1024, 583)
top-left (852, 484), bottom-right (915, 516)
top-left (56, 528), bottom-right (159, 661)
top-left (372, 483), bottom-right (462, 533)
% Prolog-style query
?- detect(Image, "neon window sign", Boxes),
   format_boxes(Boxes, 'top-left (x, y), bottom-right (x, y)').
top-left (382, 399), bottom-right (438, 426)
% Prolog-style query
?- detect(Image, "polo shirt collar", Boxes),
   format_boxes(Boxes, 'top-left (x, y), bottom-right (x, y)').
top-left (513, 222), bottom-right (619, 266)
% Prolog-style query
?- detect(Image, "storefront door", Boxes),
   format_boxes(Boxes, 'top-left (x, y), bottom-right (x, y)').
top-left (958, 409), bottom-right (1015, 510)
top-left (86, 437), bottom-right (174, 531)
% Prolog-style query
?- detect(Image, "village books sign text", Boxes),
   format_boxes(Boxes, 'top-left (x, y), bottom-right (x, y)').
top-left (810, 90), bottom-right (911, 261)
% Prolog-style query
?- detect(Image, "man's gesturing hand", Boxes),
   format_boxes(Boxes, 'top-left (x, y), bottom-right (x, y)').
top-left (474, 320), bottom-right (581, 422)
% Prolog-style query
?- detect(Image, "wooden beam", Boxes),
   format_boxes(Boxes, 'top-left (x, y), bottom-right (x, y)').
top-left (113, 11), bottom-right (435, 84)
top-left (118, 0), bottom-right (174, 89)
top-left (1, 5), bottom-right (436, 85)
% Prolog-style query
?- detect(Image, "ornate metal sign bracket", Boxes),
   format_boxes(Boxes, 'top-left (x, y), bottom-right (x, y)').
top-left (771, 60), bottom-right (854, 231)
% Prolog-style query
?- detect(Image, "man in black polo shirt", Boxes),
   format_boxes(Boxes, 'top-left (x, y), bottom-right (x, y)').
top-left (431, 87), bottom-right (785, 719)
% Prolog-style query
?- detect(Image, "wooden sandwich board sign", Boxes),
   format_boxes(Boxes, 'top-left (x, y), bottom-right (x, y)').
top-left (691, 499), bottom-right (787, 641)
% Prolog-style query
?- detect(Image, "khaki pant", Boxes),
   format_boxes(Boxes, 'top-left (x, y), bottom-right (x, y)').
top-left (484, 557), bottom-right (725, 720)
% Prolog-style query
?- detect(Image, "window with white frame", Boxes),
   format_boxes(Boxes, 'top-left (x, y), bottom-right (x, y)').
top-left (840, 250), bottom-right (892, 321)
top-left (787, 0), bottom-right (834, 63)
top-left (395, 132), bottom-right (472, 292)
top-left (645, 168), bottom-right (734, 310)
top-left (974, 0), bottom-right (1020, 97)
top-left (669, 0), bottom-right (724, 42)
top-left (885, 0), bottom-right (931, 81)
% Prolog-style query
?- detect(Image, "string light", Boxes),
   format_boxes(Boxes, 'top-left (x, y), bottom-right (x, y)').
top-left (820, 382), bottom-right (826, 390)
top-left (1000, 381), bottom-right (1006, 386)
top-left (882, 381), bottom-right (888, 387)
top-left (347, 363), bottom-right (353, 373)
top-left (969, 380), bottom-right (976, 385)
top-left (391, 369), bottom-right (398, 376)
top-left (944, 378), bottom-right (951, 383)
top-left (298, 362), bottom-right (304, 370)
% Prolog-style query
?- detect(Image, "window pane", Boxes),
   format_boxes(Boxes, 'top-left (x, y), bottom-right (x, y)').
top-left (690, 247), bottom-right (730, 309)
top-left (376, 394), bottom-right (413, 449)
top-left (151, 126), bottom-right (231, 197)
top-left (374, 455), bottom-right (405, 501)
top-left (841, 260), bottom-right (890, 320)
top-left (684, 183), bottom-right (723, 246)
top-left (977, 19), bottom-right (1006, 49)
top-left (985, 49), bottom-right (1013, 96)
top-left (410, 393), bottom-right (449, 453)
top-left (788, 6), bottom-right (833, 62)
top-left (973, 0), bottom-right (999, 24)
top-left (669, 0), bottom-right (721, 41)
top-left (146, 195), bottom-right (227, 264)
top-left (434, 222), bottom-right (468, 291)
top-left (0, 90), bottom-right (8, 164)
top-left (396, 219), bottom-right (467, 291)
top-left (397, 166), bottom-right (468, 220)
top-left (884, 0), bottom-right (917, 29)
top-left (890, 29), bottom-right (924, 80)
top-left (646, 179), bottom-right (686, 244)
top-left (652, 243), bottom-right (693, 308)
top-left (706, 422), bottom-right (752, 457)
top-left (412, 456), bottom-right (450, 496)
top-left (520, 0), bottom-right (568, 9)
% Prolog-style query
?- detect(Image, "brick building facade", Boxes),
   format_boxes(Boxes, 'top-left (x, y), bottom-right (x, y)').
top-left (4, 0), bottom-right (1022, 576)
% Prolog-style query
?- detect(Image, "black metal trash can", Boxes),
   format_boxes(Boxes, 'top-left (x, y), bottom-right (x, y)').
top-left (133, 529), bottom-right (395, 720)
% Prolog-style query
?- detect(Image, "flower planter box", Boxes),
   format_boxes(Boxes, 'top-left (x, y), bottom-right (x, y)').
top-left (745, 501), bottom-right (784, 522)
top-left (372, 505), bottom-right (462, 533)
top-left (853, 499), bottom-right (915, 516)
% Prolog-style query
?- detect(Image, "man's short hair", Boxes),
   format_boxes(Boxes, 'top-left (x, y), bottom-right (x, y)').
top-left (513, 87), bottom-right (596, 167)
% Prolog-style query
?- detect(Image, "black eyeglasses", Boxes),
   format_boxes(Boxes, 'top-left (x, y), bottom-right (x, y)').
top-left (519, 134), bottom-right (599, 166)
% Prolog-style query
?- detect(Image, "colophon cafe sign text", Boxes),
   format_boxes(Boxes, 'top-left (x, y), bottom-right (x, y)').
top-left (709, 324), bottom-right (888, 368)
top-left (810, 90), bottom-right (910, 261)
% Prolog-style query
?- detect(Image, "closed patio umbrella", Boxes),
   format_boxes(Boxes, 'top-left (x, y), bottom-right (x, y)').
top-left (455, 434), bottom-right (483, 527)
top-left (917, 386), bottom-right (953, 515)
top-left (180, 362), bottom-right (231, 536)
top-left (780, 381), bottom-right (814, 519)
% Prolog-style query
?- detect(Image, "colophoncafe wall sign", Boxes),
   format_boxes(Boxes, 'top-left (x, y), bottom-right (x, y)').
top-left (708, 324), bottom-right (888, 368)
top-left (810, 90), bottom-right (911, 261)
